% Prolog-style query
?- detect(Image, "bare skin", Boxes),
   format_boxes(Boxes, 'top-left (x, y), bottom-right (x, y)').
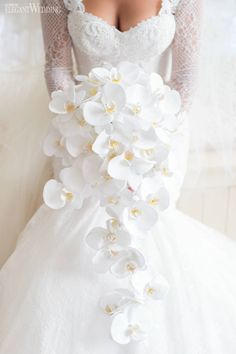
top-left (83, 0), bottom-right (162, 32)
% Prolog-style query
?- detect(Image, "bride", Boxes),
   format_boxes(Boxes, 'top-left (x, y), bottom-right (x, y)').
top-left (0, 0), bottom-right (236, 353)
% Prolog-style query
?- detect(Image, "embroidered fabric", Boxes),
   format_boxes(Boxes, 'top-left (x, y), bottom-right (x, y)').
top-left (40, 0), bottom-right (202, 113)
top-left (40, 0), bottom-right (74, 93)
top-left (170, 0), bottom-right (202, 111)
top-left (67, 12), bottom-right (176, 68)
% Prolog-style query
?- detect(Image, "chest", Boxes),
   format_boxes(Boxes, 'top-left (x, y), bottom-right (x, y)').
top-left (82, 0), bottom-right (162, 32)
top-left (68, 11), bottom-right (176, 63)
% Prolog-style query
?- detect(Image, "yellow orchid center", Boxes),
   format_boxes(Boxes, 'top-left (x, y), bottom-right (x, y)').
top-left (110, 249), bottom-right (119, 257)
top-left (110, 218), bottom-right (120, 229)
top-left (89, 87), bottom-right (98, 96)
top-left (108, 152), bottom-right (118, 161)
top-left (130, 208), bottom-right (142, 218)
top-left (78, 117), bottom-right (86, 127)
top-left (106, 233), bottom-right (118, 243)
top-left (64, 192), bottom-right (74, 202)
top-left (55, 139), bottom-right (64, 148)
top-left (162, 167), bottom-right (170, 176)
top-left (127, 324), bottom-right (140, 337)
top-left (132, 103), bottom-right (142, 115)
top-left (103, 172), bottom-right (112, 181)
top-left (105, 102), bottom-right (117, 114)
top-left (124, 151), bottom-right (134, 161)
top-left (111, 72), bottom-right (122, 84)
top-left (85, 142), bottom-right (93, 152)
top-left (65, 101), bottom-right (76, 113)
top-left (126, 262), bottom-right (137, 273)
top-left (146, 287), bottom-right (155, 296)
top-left (107, 196), bottom-right (119, 205)
top-left (109, 139), bottom-right (120, 150)
top-left (104, 305), bottom-right (116, 316)
top-left (143, 148), bottom-right (154, 157)
top-left (152, 122), bottom-right (159, 128)
top-left (148, 197), bottom-right (159, 206)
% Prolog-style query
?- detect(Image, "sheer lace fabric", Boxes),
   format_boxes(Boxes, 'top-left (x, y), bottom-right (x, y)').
top-left (170, 0), bottom-right (203, 111)
top-left (40, 0), bottom-right (74, 93)
top-left (40, 0), bottom-right (203, 113)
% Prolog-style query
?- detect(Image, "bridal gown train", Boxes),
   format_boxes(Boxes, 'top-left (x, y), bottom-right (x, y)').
top-left (1, 0), bottom-right (236, 353)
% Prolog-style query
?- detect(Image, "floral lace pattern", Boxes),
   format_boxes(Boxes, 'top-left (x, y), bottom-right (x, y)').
top-left (40, 0), bottom-right (74, 93)
top-left (170, 0), bottom-right (202, 111)
top-left (66, 0), bottom-right (177, 64)
top-left (68, 12), bottom-right (176, 64)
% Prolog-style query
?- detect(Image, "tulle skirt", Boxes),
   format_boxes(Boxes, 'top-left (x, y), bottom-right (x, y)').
top-left (0, 199), bottom-right (236, 354)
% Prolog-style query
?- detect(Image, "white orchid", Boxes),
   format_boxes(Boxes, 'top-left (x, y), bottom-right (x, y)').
top-left (104, 188), bottom-right (134, 217)
top-left (77, 62), bottom-right (142, 87)
top-left (59, 160), bottom-right (92, 202)
top-left (123, 200), bottom-right (158, 236)
top-left (159, 87), bottom-right (181, 115)
top-left (140, 178), bottom-right (170, 212)
top-left (55, 108), bottom-right (91, 138)
top-left (83, 83), bottom-right (126, 127)
top-left (43, 179), bottom-right (83, 210)
top-left (131, 271), bottom-right (170, 301)
top-left (111, 247), bottom-right (146, 278)
top-left (111, 121), bottom-right (158, 152)
top-left (125, 84), bottom-right (157, 130)
top-left (92, 130), bottom-right (124, 158)
top-left (49, 83), bottom-right (86, 117)
top-left (98, 177), bottom-right (126, 203)
top-left (150, 72), bottom-right (181, 115)
top-left (108, 151), bottom-right (154, 191)
top-left (150, 72), bottom-right (166, 97)
top-left (92, 245), bottom-right (122, 273)
top-left (111, 305), bottom-right (152, 344)
top-left (136, 139), bottom-right (170, 167)
top-left (65, 132), bottom-right (94, 158)
top-left (100, 288), bottom-right (135, 316)
top-left (45, 121), bottom-right (94, 160)
top-left (82, 154), bottom-right (103, 187)
top-left (108, 61), bottom-right (142, 86)
top-left (86, 225), bottom-right (131, 250)
top-left (43, 129), bottom-right (66, 158)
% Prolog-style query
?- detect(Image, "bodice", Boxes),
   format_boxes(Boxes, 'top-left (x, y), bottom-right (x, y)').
top-left (66, 0), bottom-right (177, 75)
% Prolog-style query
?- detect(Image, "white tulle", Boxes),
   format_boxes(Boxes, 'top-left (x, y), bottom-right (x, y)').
top-left (1, 202), bottom-right (236, 353)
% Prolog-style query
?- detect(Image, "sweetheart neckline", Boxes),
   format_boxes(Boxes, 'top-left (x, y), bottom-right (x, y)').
top-left (73, 0), bottom-right (171, 34)
top-left (78, 11), bottom-right (167, 34)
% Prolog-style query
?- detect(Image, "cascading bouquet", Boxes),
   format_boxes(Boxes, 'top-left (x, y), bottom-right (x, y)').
top-left (43, 62), bottom-right (181, 345)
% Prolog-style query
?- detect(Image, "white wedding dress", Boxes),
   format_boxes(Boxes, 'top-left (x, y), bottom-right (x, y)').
top-left (1, 0), bottom-right (236, 353)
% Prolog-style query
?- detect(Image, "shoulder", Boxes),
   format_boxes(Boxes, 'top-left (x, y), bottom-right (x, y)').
top-left (174, 0), bottom-right (202, 10)
top-left (63, 0), bottom-right (85, 12)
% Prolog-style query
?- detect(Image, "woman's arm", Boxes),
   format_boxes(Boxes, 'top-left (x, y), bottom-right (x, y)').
top-left (40, 0), bottom-right (74, 94)
top-left (170, 0), bottom-right (203, 112)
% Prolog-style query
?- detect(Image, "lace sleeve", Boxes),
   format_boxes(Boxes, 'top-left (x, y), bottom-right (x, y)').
top-left (170, 0), bottom-right (203, 112)
top-left (40, 0), bottom-right (74, 94)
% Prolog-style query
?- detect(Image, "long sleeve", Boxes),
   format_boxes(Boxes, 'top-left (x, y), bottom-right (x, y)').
top-left (40, 0), bottom-right (74, 94)
top-left (170, 0), bottom-right (203, 112)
